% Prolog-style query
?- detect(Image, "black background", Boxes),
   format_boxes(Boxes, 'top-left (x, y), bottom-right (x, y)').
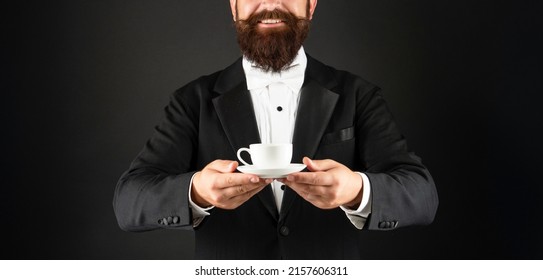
top-left (4, 0), bottom-right (542, 259)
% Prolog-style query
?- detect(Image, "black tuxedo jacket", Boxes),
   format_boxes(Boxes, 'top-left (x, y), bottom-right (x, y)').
top-left (114, 55), bottom-right (438, 259)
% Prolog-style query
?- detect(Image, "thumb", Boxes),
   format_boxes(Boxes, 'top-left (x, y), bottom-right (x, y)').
top-left (209, 160), bottom-right (238, 173)
top-left (303, 157), bottom-right (319, 172)
top-left (303, 157), bottom-right (337, 172)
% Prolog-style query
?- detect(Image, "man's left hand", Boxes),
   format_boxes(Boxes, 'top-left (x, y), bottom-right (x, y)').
top-left (280, 157), bottom-right (363, 209)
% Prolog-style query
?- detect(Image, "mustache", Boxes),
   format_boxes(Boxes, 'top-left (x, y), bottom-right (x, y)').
top-left (238, 9), bottom-right (306, 26)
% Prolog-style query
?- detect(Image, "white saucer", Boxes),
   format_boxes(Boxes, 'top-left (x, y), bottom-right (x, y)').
top-left (237, 164), bottom-right (306, 178)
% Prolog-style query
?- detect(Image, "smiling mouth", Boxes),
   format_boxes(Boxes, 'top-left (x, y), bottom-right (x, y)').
top-left (258, 19), bottom-right (285, 25)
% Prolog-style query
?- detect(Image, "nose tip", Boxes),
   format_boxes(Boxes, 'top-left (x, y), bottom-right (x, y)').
top-left (261, 0), bottom-right (281, 11)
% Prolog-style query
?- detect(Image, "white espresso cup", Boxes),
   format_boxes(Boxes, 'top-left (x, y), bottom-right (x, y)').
top-left (236, 143), bottom-right (292, 168)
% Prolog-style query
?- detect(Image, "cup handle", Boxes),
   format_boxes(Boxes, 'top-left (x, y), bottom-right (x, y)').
top-left (236, 148), bottom-right (251, 166)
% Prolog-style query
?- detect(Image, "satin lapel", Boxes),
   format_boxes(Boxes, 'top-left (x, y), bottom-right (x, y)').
top-left (212, 83), bottom-right (260, 153)
top-left (280, 79), bottom-right (339, 221)
top-left (212, 82), bottom-right (279, 221)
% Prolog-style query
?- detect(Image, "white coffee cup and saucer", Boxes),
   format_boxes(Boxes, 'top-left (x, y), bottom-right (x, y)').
top-left (236, 143), bottom-right (306, 178)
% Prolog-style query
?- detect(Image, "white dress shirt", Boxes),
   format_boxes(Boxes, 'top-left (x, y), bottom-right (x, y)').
top-left (189, 47), bottom-right (372, 229)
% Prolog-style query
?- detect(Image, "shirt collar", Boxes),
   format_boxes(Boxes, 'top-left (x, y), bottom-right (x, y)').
top-left (243, 46), bottom-right (307, 93)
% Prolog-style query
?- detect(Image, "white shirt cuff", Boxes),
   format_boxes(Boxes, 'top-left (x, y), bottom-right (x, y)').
top-left (340, 172), bottom-right (372, 230)
top-left (188, 173), bottom-right (214, 227)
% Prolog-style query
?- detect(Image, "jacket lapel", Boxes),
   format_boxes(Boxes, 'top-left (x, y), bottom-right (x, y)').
top-left (291, 80), bottom-right (339, 163)
top-left (212, 60), bottom-right (279, 221)
top-left (280, 57), bottom-right (340, 221)
top-left (212, 83), bottom-right (260, 153)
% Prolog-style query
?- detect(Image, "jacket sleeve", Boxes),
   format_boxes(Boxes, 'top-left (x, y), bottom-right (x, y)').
top-left (113, 87), bottom-right (199, 232)
top-left (355, 86), bottom-right (439, 230)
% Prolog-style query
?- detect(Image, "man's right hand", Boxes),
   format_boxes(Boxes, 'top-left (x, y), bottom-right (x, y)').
top-left (191, 160), bottom-right (272, 209)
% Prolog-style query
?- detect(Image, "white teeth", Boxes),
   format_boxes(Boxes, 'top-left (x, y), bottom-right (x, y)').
top-left (261, 19), bottom-right (282, 24)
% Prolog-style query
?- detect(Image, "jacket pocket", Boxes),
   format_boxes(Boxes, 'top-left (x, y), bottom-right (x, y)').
top-left (321, 126), bottom-right (355, 145)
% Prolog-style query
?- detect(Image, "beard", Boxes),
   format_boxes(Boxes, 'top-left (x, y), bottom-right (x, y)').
top-left (235, 9), bottom-right (311, 73)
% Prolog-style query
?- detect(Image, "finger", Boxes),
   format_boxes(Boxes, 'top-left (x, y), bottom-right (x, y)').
top-left (221, 181), bottom-right (271, 199)
top-left (208, 182), bottom-right (267, 207)
top-left (207, 160), bottom-right (238, 173)
top-left (303, 157), bottom-right (339, 172)
top-left (291, 183), bottom-right (339, 208)
top-left (286, 171), bottom-right (334, 187)
top-left (222, 184), bottom-right (267, 209)
top-left (303, 192), bottom-right (324, 204)
top-left (287, 181), bottom-right (328, 197)
top-left (216, 173), bottom-right (262, 188)
top-left (287, 184), bottom-right (332, 208)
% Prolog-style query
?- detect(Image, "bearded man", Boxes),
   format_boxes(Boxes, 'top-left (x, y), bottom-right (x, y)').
top-left (114, 0), bottom-right (438, 259)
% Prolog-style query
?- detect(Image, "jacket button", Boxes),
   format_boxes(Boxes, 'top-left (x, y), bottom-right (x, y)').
top-left (158, 219), bottom-right (163, 225)
top-left (280, 226), bottom-right (290, 236)
top-left (379, 221), bottom-right (386, 228)
top-left (167, 216), bottom-right (173, 224)
top-left (173, 216), bottom-right (179, 224)
top-left (385, 221), bottom-right (391, 228)
top-left (162, 218), bottom-right (169, 225)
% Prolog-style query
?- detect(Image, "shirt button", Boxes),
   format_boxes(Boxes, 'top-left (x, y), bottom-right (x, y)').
top-left (276, 106), bottom-right (283, 112)
top-left (280, 226), bottom-right (290, 236)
